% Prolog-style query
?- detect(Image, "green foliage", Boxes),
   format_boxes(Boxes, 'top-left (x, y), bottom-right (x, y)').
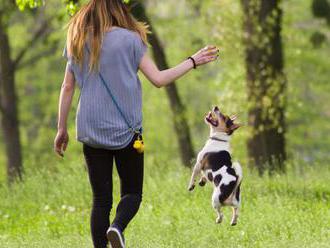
top-left (64, 0), bottom-right (80, 16)
top-left (312, 0), bottom-right (330, 20)
top-left (16, 0), bottom-right (79, 15)
top-left (282, 0), bottom-right (330, 162)
top-left (311, 0), bottom-right (330, 47)
top-left (16, 0), bottom-right (43, 10)
top-left (310, 31), bottom-right (327, 48)
top-left (63, 0), bottom-right (130, 16)
top-left (15, 0), bottom-right (130, 16)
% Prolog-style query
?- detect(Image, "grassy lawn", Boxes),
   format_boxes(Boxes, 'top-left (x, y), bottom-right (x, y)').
top-left (0, 155), bottom-right (329, 248)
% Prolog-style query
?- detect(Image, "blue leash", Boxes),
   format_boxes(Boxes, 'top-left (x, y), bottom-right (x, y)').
top-left (85, 45), bottom-right (142, 135)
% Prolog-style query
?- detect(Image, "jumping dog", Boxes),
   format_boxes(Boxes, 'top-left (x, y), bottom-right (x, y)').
top-left (188, 106), bottom-right (243, 225)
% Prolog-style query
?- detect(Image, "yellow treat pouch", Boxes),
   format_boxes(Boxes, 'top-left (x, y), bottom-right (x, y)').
top-left (133, 135), bottom-right (144, 153)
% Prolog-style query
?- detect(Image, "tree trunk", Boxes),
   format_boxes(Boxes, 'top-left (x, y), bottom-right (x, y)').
top-left (131, 1), bottom-right (195, 166)
top-left (0, 16), bottom-right (23, 184)
top-left (241, 0), bottom-right (286, 173)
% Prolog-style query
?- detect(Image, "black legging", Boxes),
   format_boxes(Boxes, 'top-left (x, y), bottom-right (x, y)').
top-left (83, 135), bottom-right (144, 248)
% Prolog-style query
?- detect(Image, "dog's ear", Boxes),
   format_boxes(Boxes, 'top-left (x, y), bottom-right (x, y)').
top-left (230, 123), bottom-right (241, 132)
top-left (230, 115), bottom-right (237, 121)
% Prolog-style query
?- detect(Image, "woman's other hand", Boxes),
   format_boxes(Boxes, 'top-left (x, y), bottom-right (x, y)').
top-left (54, 66), bottom-right (75, 157)
top-left (191, 45), bottom-right (219, 67)
top-left (54, 129), bottom-right (69, 157)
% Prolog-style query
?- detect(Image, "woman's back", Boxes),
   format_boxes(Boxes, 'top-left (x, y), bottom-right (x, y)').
top-left (64, 27), bottom-right (147, 149)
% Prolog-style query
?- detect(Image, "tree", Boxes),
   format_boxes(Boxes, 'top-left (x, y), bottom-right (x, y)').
top-left (130, 1), bottom-right (195, 166)
top-left (1, 1), bottom-right (57, 184)
top-left (0, 3), bottom-right (23, 184)
top-left (241, 0), bottom-right (286, 173)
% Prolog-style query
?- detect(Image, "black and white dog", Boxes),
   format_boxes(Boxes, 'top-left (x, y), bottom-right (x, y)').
top-left (188, 106), bottom-right (243, 225)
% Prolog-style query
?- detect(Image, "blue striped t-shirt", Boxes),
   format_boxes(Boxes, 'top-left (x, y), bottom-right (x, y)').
top-left (63, 27), bottom-right (147, 149)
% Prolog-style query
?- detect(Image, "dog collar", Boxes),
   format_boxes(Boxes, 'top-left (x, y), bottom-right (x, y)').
top-left (209, 136), bottom-right (228, 143)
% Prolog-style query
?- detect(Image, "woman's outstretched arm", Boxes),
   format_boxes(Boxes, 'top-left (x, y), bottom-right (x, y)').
top-left (139, 45), bottom-right (219, 88)
top-left (54, 65), bottom-right (76, 157)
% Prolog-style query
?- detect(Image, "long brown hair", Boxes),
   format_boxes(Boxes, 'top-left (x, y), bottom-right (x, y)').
top-left (66, 0), bottom-right (149, 71)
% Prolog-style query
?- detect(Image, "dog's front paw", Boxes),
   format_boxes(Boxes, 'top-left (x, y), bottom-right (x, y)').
top-left (188, 184), bottom-right (195, 191)
top-left (198, 179), bottom-right (206, 187)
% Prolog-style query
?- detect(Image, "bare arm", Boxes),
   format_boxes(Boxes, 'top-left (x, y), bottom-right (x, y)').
top-left (139, 45), bottom-right (219, 88)
top-left (54, 65), bottom-right (76, 157)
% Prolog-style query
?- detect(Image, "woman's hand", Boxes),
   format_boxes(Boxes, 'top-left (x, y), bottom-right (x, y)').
top-left (139, 44), bottom-right (219, 88)
top-left (191, 45), bottom-right (219, 67)
top-left (54, 129), bottom-right (69, 157)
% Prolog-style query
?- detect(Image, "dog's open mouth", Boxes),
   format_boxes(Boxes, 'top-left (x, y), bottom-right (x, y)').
top-left (205, 112), bottom-right (219, 127)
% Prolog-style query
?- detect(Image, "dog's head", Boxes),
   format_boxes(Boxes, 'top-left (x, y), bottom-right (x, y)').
top-left (205, 106), bottom-right (241, 135)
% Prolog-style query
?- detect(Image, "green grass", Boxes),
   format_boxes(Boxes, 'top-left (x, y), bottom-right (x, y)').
top-left (0, 156), bottom-right (329, 248)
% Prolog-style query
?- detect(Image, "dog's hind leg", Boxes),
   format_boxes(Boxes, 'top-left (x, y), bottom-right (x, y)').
top-left (215, 207), bottom-right (224, 224)
top-left (230, 206), bottom-right (239, 226)
top-left (212, 190), bottom-right (223, 224)
top-left (230, 183), bottom-right (241, 226)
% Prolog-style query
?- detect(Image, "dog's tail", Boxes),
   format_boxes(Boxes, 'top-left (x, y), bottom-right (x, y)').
top-left (232, 162), bottom-right (243, 182)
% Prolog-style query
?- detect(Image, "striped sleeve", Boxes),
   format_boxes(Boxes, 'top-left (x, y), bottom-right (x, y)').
top-left (132, 34), bottom-right (147, 69)
top-left (62, 45), bottom-right (74, 73)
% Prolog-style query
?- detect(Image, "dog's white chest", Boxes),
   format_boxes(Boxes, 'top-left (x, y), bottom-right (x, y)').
top-left (197, 139), bottom-right (231, 164)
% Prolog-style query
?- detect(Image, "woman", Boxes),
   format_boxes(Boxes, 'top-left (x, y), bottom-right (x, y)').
top-left (54, 0), bottom-right (219, 247)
